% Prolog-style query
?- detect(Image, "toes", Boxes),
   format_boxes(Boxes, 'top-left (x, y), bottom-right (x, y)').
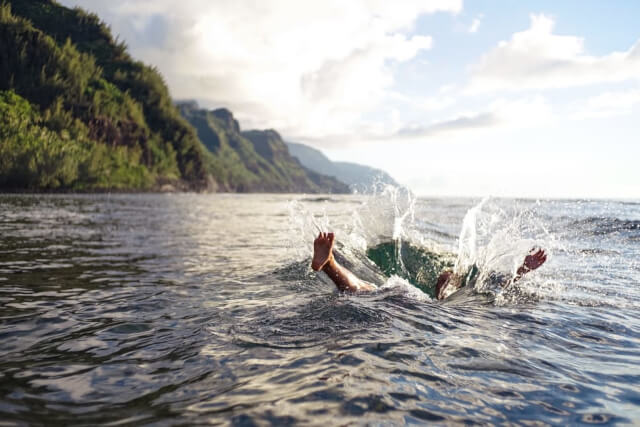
top-left (316, 231), bottom-right (335, 242)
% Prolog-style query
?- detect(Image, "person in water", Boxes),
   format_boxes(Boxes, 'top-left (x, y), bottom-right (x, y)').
top-left (311, 232), bottom-right (547, 299)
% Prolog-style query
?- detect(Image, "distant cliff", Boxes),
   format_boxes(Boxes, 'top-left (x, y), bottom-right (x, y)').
top-left (178, 102), bottom-right (349, 193)
top-left (286, 142), bottom-right (399, 193)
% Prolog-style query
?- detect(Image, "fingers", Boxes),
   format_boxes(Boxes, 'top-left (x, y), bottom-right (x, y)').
top-left (316, 231), bottom-right (335, 240)
top-left (523, 247), bottom-right (548, 271)
top-left (532, 250), bottom-right (547, 268)
top-left (530, 248), bottom-right (547, 258)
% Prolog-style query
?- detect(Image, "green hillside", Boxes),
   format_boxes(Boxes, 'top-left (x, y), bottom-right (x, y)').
top-left (178, 102), bottom-right (349, 193)
top-left (0, 0), bottom-right (212, 190)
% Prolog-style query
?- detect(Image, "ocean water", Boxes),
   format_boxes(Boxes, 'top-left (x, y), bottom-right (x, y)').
top-left (0, 192), bottom-right (639, 425)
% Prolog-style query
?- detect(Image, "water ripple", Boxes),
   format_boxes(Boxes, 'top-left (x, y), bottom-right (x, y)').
top-left (0, 194), bottom-right (638, 424)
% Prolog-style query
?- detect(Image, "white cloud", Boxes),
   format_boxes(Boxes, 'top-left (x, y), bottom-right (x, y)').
top-left (488, 95), bottom-right (553, 127)
top-left (396, 112), bottom-right (498, 138)
top-left (467, 14), bottom-right (640, 93)
top-left (468, 14), bottom-right (483, 33)
top-left (571, 88), bottom-right (640, 119)
top-left (276, 94), bottom-right (552, 148)
top-left (388, 91), bottom-right (456, 112)
top-left (60, 0), bottom-right (461, 140)
top-left (393, 95), bottom-right (552, 140)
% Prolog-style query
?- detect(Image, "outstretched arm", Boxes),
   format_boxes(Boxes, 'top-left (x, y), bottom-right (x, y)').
top-left (312, 232), bottom-right (376, 293)
top-left (507, 248), bottom-right (547, 286)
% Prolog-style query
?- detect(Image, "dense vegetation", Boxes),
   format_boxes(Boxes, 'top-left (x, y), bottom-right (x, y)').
top-left (0, 0), bottom-right (350, 193)
top-left (179, 102), bottom-right (348, 193)
top-left (0, 90), bottom-right (151, 189)
top-left (0, 0), bottom-right (207, 190)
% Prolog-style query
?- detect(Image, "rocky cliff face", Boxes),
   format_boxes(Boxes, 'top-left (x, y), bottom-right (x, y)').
top-left (178, 103), bottom-right (350, 193)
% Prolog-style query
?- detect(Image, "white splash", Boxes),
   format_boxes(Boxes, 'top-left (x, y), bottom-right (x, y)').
top-left (287, 187), bottom-right (559, 305)
top-left (454, 196), bottom-right (488, 274)
top-left (377, 275), bottom-right (432, 302)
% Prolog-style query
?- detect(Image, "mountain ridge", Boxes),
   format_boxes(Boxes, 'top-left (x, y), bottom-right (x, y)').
top-left (286, 141), bottom-right (399, 193)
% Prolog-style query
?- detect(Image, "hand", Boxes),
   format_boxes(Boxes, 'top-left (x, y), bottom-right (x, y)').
top-left (523, 248), bottom-right (547, 272)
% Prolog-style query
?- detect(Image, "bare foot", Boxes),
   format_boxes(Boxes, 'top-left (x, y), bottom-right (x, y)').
top-left (311, 232), bottom-right (334, 271)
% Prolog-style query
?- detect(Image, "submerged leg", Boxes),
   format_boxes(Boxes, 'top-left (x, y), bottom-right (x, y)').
top-left (312, 232), bottom-right (376, 293)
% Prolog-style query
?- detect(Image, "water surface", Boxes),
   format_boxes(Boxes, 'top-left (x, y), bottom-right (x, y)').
top-left (1, 193), bottom-right (639, 425)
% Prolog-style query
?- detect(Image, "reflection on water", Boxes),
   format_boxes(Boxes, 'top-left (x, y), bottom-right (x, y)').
top-left (0, 193), bottom-right (639, 424)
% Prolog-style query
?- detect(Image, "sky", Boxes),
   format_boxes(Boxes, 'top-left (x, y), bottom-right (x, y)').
top-left (61, 0), bottom-right (640, 199)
